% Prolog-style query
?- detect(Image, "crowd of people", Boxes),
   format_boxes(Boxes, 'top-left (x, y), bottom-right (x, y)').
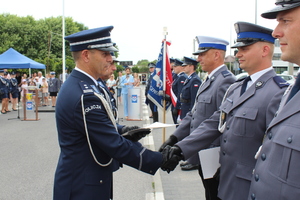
top-left (0, 70), bottom-right (64, 113)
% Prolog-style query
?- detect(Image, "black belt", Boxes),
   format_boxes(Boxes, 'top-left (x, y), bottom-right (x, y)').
top-left (180, 98), bottom-right (190, 103)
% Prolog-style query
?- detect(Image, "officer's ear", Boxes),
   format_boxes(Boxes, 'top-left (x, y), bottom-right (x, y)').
top-left (82, 49), bottom-right (91, 62)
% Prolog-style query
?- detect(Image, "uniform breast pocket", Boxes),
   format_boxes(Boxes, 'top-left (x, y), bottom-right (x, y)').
top-left (197, 95), bottom-right (212, 115)
top-left (269, 125), bottom-right (300, 188)
top-left (232, 107), bottom-right (258, 137)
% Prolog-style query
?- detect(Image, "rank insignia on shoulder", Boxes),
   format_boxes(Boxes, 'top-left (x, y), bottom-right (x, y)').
top-left (221, 71), bottom-right (232, 78)
top-left (79, 81), bottom-right (94, 94)
top-left (273, 76), bottom-right (289, 88)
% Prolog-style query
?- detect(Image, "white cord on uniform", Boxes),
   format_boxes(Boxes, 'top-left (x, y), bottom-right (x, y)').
top-left (81, 92), bottom-right (118, 167)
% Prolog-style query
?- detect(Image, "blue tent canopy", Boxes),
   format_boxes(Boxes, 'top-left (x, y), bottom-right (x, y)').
top-left (0, 48), bottom-right (46, 69)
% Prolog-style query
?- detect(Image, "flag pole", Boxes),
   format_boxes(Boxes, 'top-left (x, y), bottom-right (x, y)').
top-left (162, 27), bottom-right (168, 142)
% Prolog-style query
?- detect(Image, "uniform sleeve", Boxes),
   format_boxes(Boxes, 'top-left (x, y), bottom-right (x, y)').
top-left (176, 110), bottom-right (221, 160)
top-left (76, 94), bottom-right (163, 175)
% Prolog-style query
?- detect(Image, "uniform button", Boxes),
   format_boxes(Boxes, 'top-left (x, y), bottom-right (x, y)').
top-left (222, 151), bottom-right (226, 155)
top-left (287, 137), bottom-right (292, 143)
top-left (261, 153), bottom-right (266, 161)
top-left (230, 113), bottom-right (234, 116)
top-left (268, 132), bottom-right (272, 140)
top-left (226, 126), bottom-right (229, 130)
top-left (255, 174), bottom-right (259, 182)
top-left (243, 112), bottom-right (246, 116)
top-left (223, 138), bottom-right (227, 143)
top-left (150, 170), bottom-right (153, 174)
top-left (192, 118), bottom-right (194, 120)
top-left (251, 193), bottom-right (256, 200)
top-left (191, 126), bottom-right (193, 129)
top-left (100, 180), bottom-right (103, 184)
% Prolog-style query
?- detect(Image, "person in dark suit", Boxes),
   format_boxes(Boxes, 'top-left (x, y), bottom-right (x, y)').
top-left (160, 36), bottom-right (236, 200)
top-left (170, 59), bottom-right (187, 125)
top-left (161, 22), bottom-right (289, 200)
top-left (145, 63), bottom-right (158, 122)
top-left (53, 26), bottom-right (175, 200)
top-left (248, 2), bottom-right (300, 200)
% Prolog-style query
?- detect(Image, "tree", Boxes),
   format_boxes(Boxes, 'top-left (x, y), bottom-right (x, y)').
top-left (0, 14), bottom-right (87, 75)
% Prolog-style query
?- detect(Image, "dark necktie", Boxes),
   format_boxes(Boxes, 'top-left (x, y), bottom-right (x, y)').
top-left (240, 76), bottom-right (251, 96)
top-left (286, 75), bottom-right (300, 102)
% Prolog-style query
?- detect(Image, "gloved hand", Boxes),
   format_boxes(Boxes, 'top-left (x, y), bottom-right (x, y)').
top-left (158, 135), bottom-right (178, 152)
top-left (172, 108), bottom-right (179, 116)
top-left (161, 145), bottom-right (184, 173)
top-left (122, 126), bottom-right (140, 134)
top-left (122, 128), bottom-right (151, 142)
top-left (162, 94), bottom-right (171, 101)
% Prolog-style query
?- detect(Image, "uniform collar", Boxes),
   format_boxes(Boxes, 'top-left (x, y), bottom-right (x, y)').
top-left (248, 66), bottom-right (273, 87)
top-left (208, 64), bottom-right (225, 78)
top-left (74, 67), bottom-right (98, 86)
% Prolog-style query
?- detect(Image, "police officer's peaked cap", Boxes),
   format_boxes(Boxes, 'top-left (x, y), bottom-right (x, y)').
top-left (193, 36), bottom-right (229, 55)
top-left (3, 71), bottom-right (8, 75)
top-left (231, 21), bottom-right (275, 48)
top-left (65, 26), bottom-right (118, 52)
top-left (262, 0), bottom-right (300, 19)
top-left (50, 71), bottom-right (56, 75)
top-left (182, 57), bottom-right (198, 66)
top-left (174, 59), bottom-right (184, 66)
top-left (11, 71), bottom-right (16, 75)
top-left (148, 63), bottom-right (156, 68)
top-left (170, 58), bottom-right (176, 63)
top-left (110, 52), bottom-right (119, 62)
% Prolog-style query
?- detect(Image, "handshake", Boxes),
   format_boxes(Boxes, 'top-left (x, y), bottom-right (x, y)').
top-left (122, 127), bottom-right (184, 173)
top-left (159, 135), bottom-right (184, 173)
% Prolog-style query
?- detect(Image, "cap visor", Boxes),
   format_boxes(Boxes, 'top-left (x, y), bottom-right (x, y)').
top-left (261, 3), bottom-right (300, 19)
top-left (231, 41), bottom-right (257, 48)
top-left (192, 49), bottom-right (209, 55)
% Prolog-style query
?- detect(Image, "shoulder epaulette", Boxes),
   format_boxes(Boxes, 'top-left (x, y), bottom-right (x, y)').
top-left (221, 70), bottom-right (232, 78)
top-left (273, 76), bottom-right (289, 88)
top-left (79, 81), bottom-right (96, 94)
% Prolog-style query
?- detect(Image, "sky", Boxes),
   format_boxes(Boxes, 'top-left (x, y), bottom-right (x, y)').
top-left (1, 0), bottom-right (279, 64)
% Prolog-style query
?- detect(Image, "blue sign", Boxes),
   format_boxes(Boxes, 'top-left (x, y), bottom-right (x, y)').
top-left (131, 95), bottom-right (138, 103)
top-left (26, 101), bottom-right (33, 110)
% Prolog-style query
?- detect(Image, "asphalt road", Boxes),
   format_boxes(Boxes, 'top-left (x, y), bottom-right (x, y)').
top-left (0, 85), bottom-right (204, 200)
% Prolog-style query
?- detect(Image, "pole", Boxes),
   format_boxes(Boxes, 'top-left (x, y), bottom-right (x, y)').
top-left (162, 27), bottom-right (168, 142)
top-left (62, 0), bottom-right (66, 83)
top-left (255, 0), bottom-right (257, 24)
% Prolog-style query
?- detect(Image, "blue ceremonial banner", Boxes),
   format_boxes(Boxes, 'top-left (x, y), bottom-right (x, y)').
top-left (147, 40), bottom-right (173, 110)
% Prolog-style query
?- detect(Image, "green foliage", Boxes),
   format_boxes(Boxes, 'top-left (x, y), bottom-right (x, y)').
top-left (131, 66), bottom-right (139, 73)
top-left (0, 14), bottom-right (87, 75)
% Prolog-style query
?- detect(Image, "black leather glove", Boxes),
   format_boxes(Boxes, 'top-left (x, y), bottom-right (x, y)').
top-left (122, 126), bottom-right (140, 134)
top-left (172, 108), bottom-right (179, 116)
top-left (161, 145), bottom-right (184, 173)
top-left (162, 94), bottom-right (171, 101)
top-left (158, 135), bottom-right (178, 152)
top-left (122, 128), bottom-right (151, 142)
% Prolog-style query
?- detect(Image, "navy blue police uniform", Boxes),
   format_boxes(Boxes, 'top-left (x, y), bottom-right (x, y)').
top-left (171, 59), bottom-right (187, 124)
top-left (0, 73), bottom-right (9, 99)
top-left (145, 63), bottom-right (158, 122)
top-left (53, 26), bottom-right (163, 200)
top-left (179, 57), bottom-right (202, 119)
top-left (9, 72), bottom-right (19, 99)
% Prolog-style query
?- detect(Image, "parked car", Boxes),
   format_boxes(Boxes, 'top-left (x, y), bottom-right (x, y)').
top-left (235, 72), bottom-right (248, 81)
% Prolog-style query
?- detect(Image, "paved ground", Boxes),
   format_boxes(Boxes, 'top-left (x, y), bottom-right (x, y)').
top-left (0, 85), bottom-right (205, 200)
